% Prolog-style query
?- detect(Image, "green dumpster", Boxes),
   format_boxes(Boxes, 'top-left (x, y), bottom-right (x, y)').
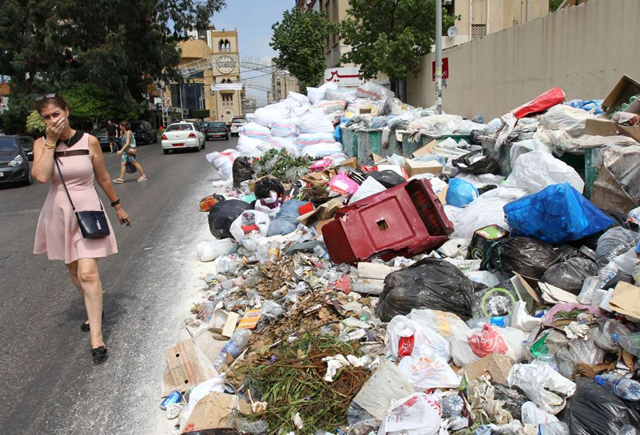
top-left (402, 132), bottom-right (471, 158)
top-left (356, 129), bottom-right (382, 163)
top-left (340, 127), bottom-right (358, 159)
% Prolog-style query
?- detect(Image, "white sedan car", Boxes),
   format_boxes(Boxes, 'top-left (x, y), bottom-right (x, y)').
top-left (161, 122), bottom-right (206, 154)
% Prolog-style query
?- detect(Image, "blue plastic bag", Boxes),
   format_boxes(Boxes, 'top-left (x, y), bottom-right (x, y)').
top-left (504, 183), bottom-right (614, 244)
top-left (446, 178), bottom-right (479, 208)
top-left (267, 199), bottom-right (307, 237)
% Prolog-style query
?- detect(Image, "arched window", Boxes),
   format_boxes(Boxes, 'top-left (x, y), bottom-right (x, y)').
top-left (218, 40), bottom-right (224, 51)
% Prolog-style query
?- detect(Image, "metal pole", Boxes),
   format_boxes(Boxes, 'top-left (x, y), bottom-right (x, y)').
top-left (435, 0), bottom-right (443, 114)
top-left (179, 84), bottom-right (184, 120)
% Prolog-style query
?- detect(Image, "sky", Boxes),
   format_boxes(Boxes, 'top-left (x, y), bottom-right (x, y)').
top-left (212, 0), bottom-right (295, 105)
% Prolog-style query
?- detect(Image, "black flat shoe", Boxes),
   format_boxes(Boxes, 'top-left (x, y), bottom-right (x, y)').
top-left (80, 311), bottom-right (104, 332)
top-left (91, 346), bottom-right (108, 365)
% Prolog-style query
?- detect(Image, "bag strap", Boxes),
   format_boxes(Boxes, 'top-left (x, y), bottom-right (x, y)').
top-left (54, 155), bottom-right (104, 212)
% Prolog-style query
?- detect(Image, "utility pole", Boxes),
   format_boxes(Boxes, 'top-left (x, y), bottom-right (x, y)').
top-left (435, 0), bottom-right (443, 114)
top-left (179, 83), bottom-right (185, 120)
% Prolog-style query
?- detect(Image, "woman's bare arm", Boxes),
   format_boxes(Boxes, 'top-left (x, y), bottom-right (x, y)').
top-left (89, 136), bottom-right (131, 225)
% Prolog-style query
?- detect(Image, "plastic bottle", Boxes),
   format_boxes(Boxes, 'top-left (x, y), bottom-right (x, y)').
top-left (615, 332), bottom-right (640, 358)
top-left (212, 329), bottom-right (252, 370)
top-left (535, 354), bottom-right (558, 372)
top-left (594, 374), bottom-right (640, 401)
top-left (538, 422), bottom-right (569, 435)
top-left (466, 315), bottom-right (511, 329)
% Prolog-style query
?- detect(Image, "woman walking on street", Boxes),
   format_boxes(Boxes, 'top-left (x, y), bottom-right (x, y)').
top-left (32, 94), bottom-right (131, 365)
top-left (112, 121), bottom-right (148, 183)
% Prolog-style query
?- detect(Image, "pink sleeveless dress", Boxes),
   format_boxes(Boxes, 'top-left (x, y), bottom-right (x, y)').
top-left (34, 134), bottom-right (118, 264)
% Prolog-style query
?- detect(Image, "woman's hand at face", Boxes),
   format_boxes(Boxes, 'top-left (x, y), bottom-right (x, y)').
top-left (45, 116), bottom-right (66, 143)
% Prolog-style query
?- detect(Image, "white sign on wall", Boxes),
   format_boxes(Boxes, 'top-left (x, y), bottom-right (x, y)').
top-left (211, 83), bottom-right (243, 91)
top-left (324, 67), bottom-right (365, 87)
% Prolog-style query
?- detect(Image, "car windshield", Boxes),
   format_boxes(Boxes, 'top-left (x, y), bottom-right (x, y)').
top-left (0, 138), bottom-right (19, 151)
top-left (232, 119), bottom-right (246, 125)
top-left (130, 123), bottom-right (144, 131)
top-left (16, 137), bottom-right (34, 147)
top-left (166, 124), bottom-right (194, 132)
top-left (208, 122), bottom-right (226, 128)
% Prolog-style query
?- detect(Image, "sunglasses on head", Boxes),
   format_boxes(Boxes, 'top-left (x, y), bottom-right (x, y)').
top-left (35, 93), bottom-right (57, 102)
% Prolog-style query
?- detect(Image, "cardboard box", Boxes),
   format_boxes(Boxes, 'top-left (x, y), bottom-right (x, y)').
top-left (462, 354), bottom-right (513, 386)
top-left (182, 392), bottom-right (251, 434)
top-left (163, 340), bottom-right (218, 396)
top-left (584, 118), bottom-right (640, 143)
top-left (411, 140), bottom-right (437, 159)
top-left (596, 75), bottom-right (640, 142)
top-left (403, 159), bottom-right (443, 177)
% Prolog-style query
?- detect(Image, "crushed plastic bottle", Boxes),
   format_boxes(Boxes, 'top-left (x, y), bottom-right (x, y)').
top-left (466, 315), bottom-right (512, 329)
top-left (535, 354), bottom-right (558, 372)
top-left (594, 374), bottom-right (640, 401)
top-left (212, 329), bottom-right (251, 371)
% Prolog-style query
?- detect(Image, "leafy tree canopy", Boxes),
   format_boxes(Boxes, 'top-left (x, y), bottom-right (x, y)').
top-left (340, 0), bottom-right (457, 82)
top-left (270, 8), bottom-right (337, 90)
top-left (0, 0), bottom-right (225, 130)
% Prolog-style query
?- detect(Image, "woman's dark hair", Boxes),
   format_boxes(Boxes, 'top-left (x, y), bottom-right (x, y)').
top-left (120, 121), bottom-right (131, 130)
top-left (35, 94), bottom-right (69, 114)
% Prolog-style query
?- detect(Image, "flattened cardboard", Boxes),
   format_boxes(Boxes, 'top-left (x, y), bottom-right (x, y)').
top-left (584, 118), bottom-right (640, 143)
top-left (192, 329), bottom-right (229, 364)
top-left (221, 312), bottom-right (240, 338)
top-left (609, 282), bottom-right (640, 318)
top-left (357, 262), bottom-right (399, 280)
top-left (403, 159), bottom-right (443, 177)
top-left (182, 392), bottom-right (251, 434)
top-left (163, 340), bottom-right (218, 396)
top-left (237, 309), bottom-right (262, 330)
top-left (297, 198), bottom-right (344, 225)
top-left (462, 354), bottom-right (513, 386)
top-left (411, 140), bottom-right (438, 159)
top-left (602, 75), bottom-right (640, 116)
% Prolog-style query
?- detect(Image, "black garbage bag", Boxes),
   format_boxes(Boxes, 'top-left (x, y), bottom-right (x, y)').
top-left (376, 258), bottom-right (479, 322)
top-left (469, 129), bottom-right (483, 145)
top-left (559, 378), bottom-right (640, 435)
top-left (595, 227), bottom-right (640, 267)
top-left (255, 177), bottom-right (285, 200)
top-left (541, 257), bottom-right (600, 293)
top-left (207, 199), bottom-right (252, 239)
top-left (232, 157), bottom-right (253, 188)
top-left (482, 237), bottom-right (581, 279)
top-left (492, 383), bottom-right (529, 420)
top-left (451, 150), bottom-right (501, 175)
top-left (366, 170), bottom-right (406, 188)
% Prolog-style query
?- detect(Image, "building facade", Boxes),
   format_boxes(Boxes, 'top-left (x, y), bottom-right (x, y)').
top-left (271, 67), bottom-right (300, 101)
top-left (168, 25), bottom-right (244, 122)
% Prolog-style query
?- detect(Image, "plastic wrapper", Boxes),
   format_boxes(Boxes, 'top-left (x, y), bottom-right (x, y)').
top-left (522, 401), bottom-right (560, 424)
top-left (378, 393), bottom-right (441, 435)
top-left (446, 178), bottom-right (479, 208)
top-left (452, 151), bottom-right (501, 175)
top-left (355, 82), bottom-right (394, 101)
top-left (554, 332), bottom-right (604, 379)
top-left (493, 383), bottom-right (530, 421)
top-left (229, 210), bottom-right (270, 244)
top-left (376, 258), bottom-right (478, 322)
top-left (504, 150), bottom-right (584, 194)
top-left (450, 325), bottom-right (527, 366)
top-left (602, 144), bottom-right (640, 204)
top-left (386, 315), bottom-right (450, 360)
top-left (254, 177), bottom-right (285, 200)
top-left (541, 257), bottom-right (600, 292)
top-left (208, 200), bottom-right (252, 239)
top-left (593, 318), bottom-right (630, 352)
top-left (398, 349), bottom-right (460, 390)
top-left (595, 227), bottom-right (640, 267)
top-left (348, 176), bottom-right (386, 204)
top-left (558, 378), bottom-right (640, 435)
top-left (366, 170), bottom-right (405, 188)
top-left (507, 360), bottom-right (577, 415)
top-left (267, 199), bottom-right (306, 237)
top-left (505, 183), bottom-right (614, 244)
top-left (406, 309), bottom-right (470, 339)
top-left (483, 237), bottom-right (575, 279)
top-left (512, 87), bottom-right (566, 119)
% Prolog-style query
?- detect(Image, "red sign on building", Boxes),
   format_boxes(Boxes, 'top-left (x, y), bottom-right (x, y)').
top-left (432, 57), bottom-right (449, 81)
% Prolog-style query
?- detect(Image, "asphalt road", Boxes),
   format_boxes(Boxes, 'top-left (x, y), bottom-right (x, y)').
top-left (0, 135), bottom-right (238, 434)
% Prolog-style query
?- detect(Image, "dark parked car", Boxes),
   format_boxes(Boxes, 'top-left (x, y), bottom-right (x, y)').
top-left (12, 135), bottom-right (35, 160)
top-left (91, 129), bottom-right (111, 151)
top-left (0, 136), bottom-right (32, 186)
top-left (204, 122), bottom-right (229, 141)
top-left (130, 120), bottom-right (158, 145)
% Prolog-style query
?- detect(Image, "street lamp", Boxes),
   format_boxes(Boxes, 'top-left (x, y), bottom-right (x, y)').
top-left (435, 0), bottom-right (443, 115)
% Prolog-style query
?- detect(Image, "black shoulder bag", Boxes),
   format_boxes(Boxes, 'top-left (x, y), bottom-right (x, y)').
top-left (54, 151), bottom-right (111, 239)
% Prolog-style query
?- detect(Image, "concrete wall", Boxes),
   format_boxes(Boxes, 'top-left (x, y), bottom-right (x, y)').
top-left (407, 0), bottom-right (640, 120)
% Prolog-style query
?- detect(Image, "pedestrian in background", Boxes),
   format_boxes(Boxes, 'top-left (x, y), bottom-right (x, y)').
top-left (112, 121), bottom-right (148, 183)
top-left (31, 94), bottom-right (131, 365)
top-left (106, 120), bottom-right (117, 153)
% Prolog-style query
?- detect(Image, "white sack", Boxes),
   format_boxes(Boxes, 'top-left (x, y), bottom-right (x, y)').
top-left (398, 349), bottom-right (461, 390)
top-left (540, 105), bottom-right (594, 137)
top-left (504, 150), bottom-right (584, 194)
top-left (450, 325), bottom-right (527, 366)
top-left (229, 210), bottom-right (270, 245)
top-left (386, 315), bottom-right (451, 361)
top-left (196, 239), bottom-right (237, 262)
top-left (298, 112), bottom-right (335, 134)
top-left (301, 142), bottom-right (343, 158)
top-left (235, 135), bottom-right (263, 158)
top-left (205, 149), bottom-right (238, 180)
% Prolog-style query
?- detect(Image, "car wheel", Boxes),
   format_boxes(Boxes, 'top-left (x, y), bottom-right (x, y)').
top-left (225, 134), bottom-right (229, 140)
top-left (23, 169), bottom-right (33, 186)
top-left (201, 140), bottom-right (206, 149)
top-left (163, 149), bottom-right (169, 155)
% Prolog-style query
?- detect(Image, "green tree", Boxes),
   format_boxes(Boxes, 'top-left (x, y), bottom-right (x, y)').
top-left (0, 0), bottom-right (226, 130)
top-left (550, 0), bottom-right (564, 11)
top-left (340, 0), bottom-right (457, 84)
top-left (270, 8), bottom-right (337, 90)
top-left (26, 110), bottom-right (46, 135)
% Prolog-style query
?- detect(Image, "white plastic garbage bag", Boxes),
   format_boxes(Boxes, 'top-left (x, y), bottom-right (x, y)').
top-left (325, 87), bottom-right (357, 102)
top-left (540, 105), bottom-right (594, 137)
top-left (240, 122), bottom-right (271, 140)
top-left (236, 135), bottom-right (263, 158)
top-left (301, 142), bottom-right (343, 158)
top-left (378, 393), bottom-right (442, 435)
top-left (504, 150), bottom-right (584, 194)
top-left (521, 401), bottom-right (560, 425)
top-left (356, 82), bottom-right (394, 101)
top-left (348, 177), bottom-right (386, 204)
top-left (398, 348), bottom-right (461, 390)
top-left (386, 315), bottom-right (450, 361)
top-left (314, 99), bottom-right (347, 114)
top-left (298, 112), bottom-right (335, 134)
top-left (205, 149), bottom-right (238, 180)
top-left (229, 210), bottom-right (270, 244)
top-left (406, 309), bottom-right (470, 339)
top-left (262, 136), bottom-right (300, 157)
top-left (286, 91), bottom-right (310, 105)
top-left (450, 325), bottom-right (527, 366)
top-left (253, 104), bottom-right (290, 128)
top-left (270, 118), bottom-right (299, 137)
top-left (509, 139), bottom-right (551, 167)
top-left (294, 132), bottom-right (336, 148)
top-left (507, 360), bottom-right (577, 415)
top-left (196, 240), bottom-right (237, 262)
top-left (307, 82), bottom-right (338, 105)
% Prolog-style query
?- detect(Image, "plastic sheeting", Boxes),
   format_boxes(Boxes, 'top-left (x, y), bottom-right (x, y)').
top-left (504, 150), bottom-right (585, 194)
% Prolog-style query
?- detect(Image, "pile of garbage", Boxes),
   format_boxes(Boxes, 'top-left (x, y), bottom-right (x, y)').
top-left (161, 77), bottom-right (640, 435)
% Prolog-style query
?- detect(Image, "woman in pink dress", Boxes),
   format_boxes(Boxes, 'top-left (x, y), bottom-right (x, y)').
top-left (32, 94), bottom-right (131, 364)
